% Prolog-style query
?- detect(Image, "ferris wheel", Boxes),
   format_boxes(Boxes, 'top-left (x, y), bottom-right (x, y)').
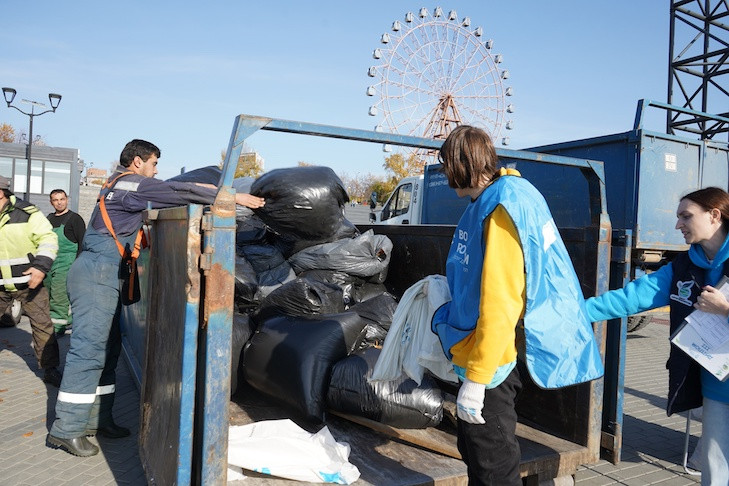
top-left (367, 6), bottom-right (514, 151)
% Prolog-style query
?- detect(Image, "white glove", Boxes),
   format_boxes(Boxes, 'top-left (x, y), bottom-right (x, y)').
top-left (456, 378), bottom-right (486, 424)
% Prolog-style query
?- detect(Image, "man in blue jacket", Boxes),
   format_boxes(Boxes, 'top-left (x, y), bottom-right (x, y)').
top-left (47, 140), bottom-right (264, 457)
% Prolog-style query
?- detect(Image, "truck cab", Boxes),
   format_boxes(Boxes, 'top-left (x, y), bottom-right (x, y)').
top-left (376, 165), bottom-right (470, 225)
top-left (376, 175), bottom-right (422, 224)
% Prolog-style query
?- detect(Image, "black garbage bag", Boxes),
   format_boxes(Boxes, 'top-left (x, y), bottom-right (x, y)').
top-left (167, 165), bottom-right (221, 185)
top-left (288, 230), bottom-right (392, 278)
top-left (236, 243), bottom-right (296, 296)
top-left (297, 269), bottom-right (363, 307)
top-left (258, 262), bottom-right (296, 297)
top-left (331, 218), bottom-right (360, 239)
top-left (237, 243), bottom-right (286, 273)
top-left (348, 293), bottom-right (399, 347)
top-left (234, 256), bottom-right (261, 311)
top-left (250, 166), bottom-right (349, 240)
top-left (270, 218), bottom-right (361, 259)
top-left (351, 282), bottom-right (389, 304)
top-left (328, 348), bottom-right (443, 429)
top-left (236, 216), bottom-right (268, 246)
top-left (232, 176), bottom-right (258, 223)
top-left (254, 277), bottom-right (345, 323)
top-left (0, 299), bottom-right (21, 327)
top-left (231, 312), bottom-right (255, 397)
top-left (242, 311), bottom-right (368, 422)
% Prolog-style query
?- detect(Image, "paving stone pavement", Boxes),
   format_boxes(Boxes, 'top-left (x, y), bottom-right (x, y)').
top-left (0, 319), bottom-right (146, 486)
top-left (0, 307), bottom-right (705, 485)
top-left (574, 315), bottom-right (702, 486)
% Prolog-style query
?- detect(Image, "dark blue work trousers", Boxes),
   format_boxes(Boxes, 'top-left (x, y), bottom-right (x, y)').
top-left (50, 228), bottom-right (124, 439)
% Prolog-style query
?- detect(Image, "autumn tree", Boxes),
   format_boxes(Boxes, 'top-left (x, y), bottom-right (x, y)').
top-left (338, 172), bottom-right (384, 203)
top-left (235, 152), bottom-right (264, 178)
top-left (383, 151), bottom-right (423, 180)
top-left (0, 123), bottom-right (15, 143)
top-left (368, 178), bottom-right (397, 205)
top-left (219, 143), bottom-right (264, 178)
top-left (0, 123), bottom-right (48, 145)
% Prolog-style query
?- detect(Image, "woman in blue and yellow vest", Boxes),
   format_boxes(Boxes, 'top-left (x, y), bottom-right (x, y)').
top-left (431, 125), bottom-right (603, 485)
top-left (586, 187), bottom-right (729, 486)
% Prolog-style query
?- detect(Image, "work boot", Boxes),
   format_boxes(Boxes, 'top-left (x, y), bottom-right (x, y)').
top-left (85, 422), bottom-right (131, 439)
top-left (47, 435), bottom-right (99, 457)
top-left (43, 367), bottom-right (62, 387)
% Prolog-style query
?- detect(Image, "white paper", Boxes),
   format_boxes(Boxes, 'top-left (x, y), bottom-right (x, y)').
top-left (671, 278), bottom-right (729, 381)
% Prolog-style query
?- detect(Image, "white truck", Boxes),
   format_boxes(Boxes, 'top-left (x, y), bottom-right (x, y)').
top-left (373, 175), bottom-right (423, 224)
top-left (374, 166), bottom-right (469, 225)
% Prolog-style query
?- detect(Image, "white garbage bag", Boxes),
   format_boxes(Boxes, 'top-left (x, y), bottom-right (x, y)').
top-left (370, 275), bottom-right (458, 385)
top-left (227, 419), bottom-right (360, 484)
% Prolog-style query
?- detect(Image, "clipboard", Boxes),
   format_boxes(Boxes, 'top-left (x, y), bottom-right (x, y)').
top-left (670, 276), bottom-right (729, 381)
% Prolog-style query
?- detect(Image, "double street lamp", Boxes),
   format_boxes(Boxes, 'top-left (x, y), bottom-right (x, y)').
top-left (1, 87), bottom-right (62, 201)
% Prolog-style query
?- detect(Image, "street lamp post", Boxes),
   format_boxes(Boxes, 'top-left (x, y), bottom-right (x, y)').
top-left (1, 88), bottom-right (62, 201)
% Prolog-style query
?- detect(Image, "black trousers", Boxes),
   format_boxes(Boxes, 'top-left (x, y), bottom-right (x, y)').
top-left (456, 366), bottom-right (522, 486)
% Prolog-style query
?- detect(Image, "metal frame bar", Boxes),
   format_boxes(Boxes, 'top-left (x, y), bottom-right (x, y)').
top-left (222, 113), bottom-right (611, 235)
top-left (637, 98), bottom-right (729, 131)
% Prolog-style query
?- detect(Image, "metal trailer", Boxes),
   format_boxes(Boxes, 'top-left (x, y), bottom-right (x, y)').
top-left (524, 99), bottom-right (729, 299)
top-left (511, 100), bottom-right (729, 458)
top-left (120, 114), bottom-right (620, 484)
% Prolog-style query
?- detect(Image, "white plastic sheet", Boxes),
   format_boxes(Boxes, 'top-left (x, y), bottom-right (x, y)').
top-left (227, 419), bottom-right (360, 484)
top-left (370, 275), bottom-right (458, 385)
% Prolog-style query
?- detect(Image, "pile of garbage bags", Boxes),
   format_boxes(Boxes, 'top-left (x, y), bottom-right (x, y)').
top-left (175, 165), bottom-right (444, 428)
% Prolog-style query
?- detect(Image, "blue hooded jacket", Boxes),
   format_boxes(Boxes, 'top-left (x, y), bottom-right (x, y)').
top-left (586, 233), bottom-right (729, 404)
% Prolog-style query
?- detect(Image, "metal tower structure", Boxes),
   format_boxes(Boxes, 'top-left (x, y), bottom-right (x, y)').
top-left (667, 0), bottom-right (729, 140)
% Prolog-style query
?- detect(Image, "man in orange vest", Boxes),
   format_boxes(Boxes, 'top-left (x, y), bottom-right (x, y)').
top-left (47, 140), bottom-right (264, 457)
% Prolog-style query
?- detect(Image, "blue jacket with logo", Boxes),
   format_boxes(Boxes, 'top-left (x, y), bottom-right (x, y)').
top-left (585, 233), bottom-right (729, 411)
top-left (432, 175), bottom-right (604, 389)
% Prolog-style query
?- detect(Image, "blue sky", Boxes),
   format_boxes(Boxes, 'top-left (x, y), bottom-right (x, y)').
top-left (1, 1), bottom-right (669, 180)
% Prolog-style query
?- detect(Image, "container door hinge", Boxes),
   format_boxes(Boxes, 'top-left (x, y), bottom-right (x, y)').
top-left (199, 213), bottom-right (214, 272)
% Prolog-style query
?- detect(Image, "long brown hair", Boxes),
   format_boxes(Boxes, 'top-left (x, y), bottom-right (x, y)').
top-left (438, 125), bottom-right (498, 189)
top-left (682, 187), bottom-right (729, 228)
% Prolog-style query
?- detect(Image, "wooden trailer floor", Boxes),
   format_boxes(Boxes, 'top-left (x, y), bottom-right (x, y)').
top-left (228, 383), bottom-right (591, 485)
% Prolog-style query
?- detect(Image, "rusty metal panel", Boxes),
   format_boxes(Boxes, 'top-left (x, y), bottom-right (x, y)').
top-left (125, 204), bottom-right (204, 486)
top-left (195, 189), bottom-right (236, 485)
